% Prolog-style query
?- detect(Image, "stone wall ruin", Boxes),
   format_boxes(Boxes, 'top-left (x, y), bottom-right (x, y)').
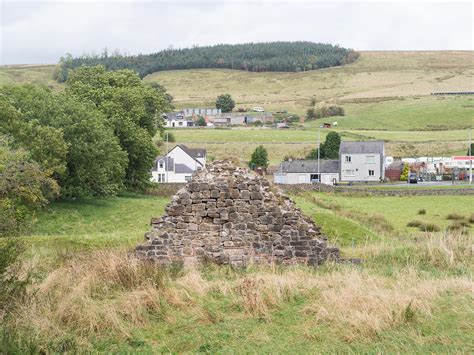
top-left (136, 161), bottom-right (339, 267)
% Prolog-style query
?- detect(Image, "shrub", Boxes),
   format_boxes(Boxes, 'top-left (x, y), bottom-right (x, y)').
top-left (249, 145), bottom-right (269, 169)
top-left (417, 209), bottom-right (426, 215)
top-left (400, 164), bottom-right (409, 181)
top-left (215, 94), bottom-right (235, 113)
top-left (446, 213), bottom-right (465, 220)
top-left (306, 108), bottom-right (317, 120)
top-left (407, 220), bottom-right (423, 228)
top-left (195, 116), bottom-right (206, 127)
top-left (419, 223), bottom-right (440, 232)
top-left (321, 106), bottom-right (345, 117)
top-left (468, 214), bottom-right (474, 224)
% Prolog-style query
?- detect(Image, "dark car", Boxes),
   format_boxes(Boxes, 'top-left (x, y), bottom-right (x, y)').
top-left (408, 173), bottom-right (418, 184)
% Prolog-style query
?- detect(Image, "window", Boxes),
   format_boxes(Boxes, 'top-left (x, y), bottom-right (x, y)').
top-left (162, 174), bottom-right (165, 182)
top-left (345, 169), bottom-right (355, 176)
top-left (310, 174), bottom-right (320, 182)
top-left (159, 161), bottom-right (164, 169)
top-left (185, 175), bottom-right (192, 181)
top-left (366, 155), bottom-right (375, 164)
top-left (157, 174), bottom-right (162, 182)
top-left (178, 122), bottom-right (183, 126)
top-left (345, 156), bottom-right (352, 163)
top-left (368, 170), bottom-right (375, 176)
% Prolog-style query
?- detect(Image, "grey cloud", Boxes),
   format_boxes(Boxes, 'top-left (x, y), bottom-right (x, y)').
top-left (1, 1), bottom-right (472, 65)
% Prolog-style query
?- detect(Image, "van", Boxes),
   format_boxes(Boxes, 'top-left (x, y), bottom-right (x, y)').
top-left (408, 173), bottom-right (418, 184)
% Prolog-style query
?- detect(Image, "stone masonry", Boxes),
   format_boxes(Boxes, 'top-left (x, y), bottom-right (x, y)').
top-left (136, 160), bottom-right (339, 267)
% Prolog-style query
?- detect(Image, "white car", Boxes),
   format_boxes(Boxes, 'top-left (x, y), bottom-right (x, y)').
top-left (253, 106), bottom-right (264, 112)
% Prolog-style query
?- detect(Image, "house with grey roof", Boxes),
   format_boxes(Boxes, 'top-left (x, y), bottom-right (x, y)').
top-left (162, 111), bottom-right (194, 128)
top-left (274, 160), bottom-right (340, 185)
top-left (339, 141), bottom-right (385, 182)
top-left (151, 144), bottom-right (206, 183)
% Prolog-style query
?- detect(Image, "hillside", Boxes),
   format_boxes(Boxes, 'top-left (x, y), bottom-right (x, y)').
top-left (1, 51), bottom-right (472, 134)
top-left (145, 51), bottom-right (474, 130)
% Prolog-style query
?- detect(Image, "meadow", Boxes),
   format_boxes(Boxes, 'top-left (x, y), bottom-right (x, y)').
top-left (1, 190), bottom-right (472, 352)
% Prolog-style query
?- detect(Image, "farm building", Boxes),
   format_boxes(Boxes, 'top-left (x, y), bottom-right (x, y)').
top-left (182, 108), bottom-right (221, 117)
top-left (151, 144), bottom-right (206, 183)
top-left (340, 141), bottom-right (385, 182)
top-left (274, 160), bottom-right (340, 185)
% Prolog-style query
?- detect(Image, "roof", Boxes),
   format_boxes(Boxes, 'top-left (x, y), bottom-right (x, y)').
top-left (279, 160), bottom-right (339, 174)
top-left (177, 144), bottom-right (206, 159)
top-left (154, 156), bottom-right (174, 171)
top-left (340, 141), bottom-right (384, 155)
top-left (174, 164), bottom-right (195, 174)
top-left (163, 111), bottom-right (189, 121)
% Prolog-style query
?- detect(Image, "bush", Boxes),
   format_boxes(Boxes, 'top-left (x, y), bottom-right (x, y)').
top-left (417, 209), bottom-right (426, 215)
top-left (162, 131), bottom-right (175, 143)
top-left (195, 116), bottom-right (206, 127)
top-left (400, 165), bottom-right (409, 181)
top-left (321, 106), bottom-right (345, 117)
top-left (468, 214), bottom-right (474, 224)
top-left (249, 145), bottom-right (269, 169)
top-left (0, 238), bottom-right (27, 312)
top-left (446, 213), bottom-right (465, 220)
top-left (407, 220), bottom-right (440, 232)
top-left (306, 108), bottom-right (317, 120)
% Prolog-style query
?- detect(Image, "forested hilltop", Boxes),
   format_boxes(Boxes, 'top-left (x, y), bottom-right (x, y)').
top-left (54, 42), bottom-right (359, 81)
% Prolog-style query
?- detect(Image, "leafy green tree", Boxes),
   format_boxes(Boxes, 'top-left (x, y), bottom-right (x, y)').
top-left (304, 132), bottom-right (340, 160)
top-left (320, 132), bottom-right (341, 159)
top-left (195, 116), bottom-right (206, 126)
top-left (249, 145), bottom-right (269, 169)
top-left (0, 87), bottom-right (68, 177)
top-left (66, 66), bottom-right (169, 190)
top-left (1, 84), bottom-right (128, 198)
top-left (0, 138), bottom-right (59, 236)
top-left (215, 94), bottom-right (235, 113)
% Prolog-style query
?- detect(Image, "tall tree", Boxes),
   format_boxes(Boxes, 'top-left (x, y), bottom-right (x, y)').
top-left (320, 132), bottom-right (341, 159)
top-left (66, 66), bottom-right (170, 189)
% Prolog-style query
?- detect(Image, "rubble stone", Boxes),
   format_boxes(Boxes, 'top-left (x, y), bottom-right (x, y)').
top-left (136, 160), bottom-right (339, 267)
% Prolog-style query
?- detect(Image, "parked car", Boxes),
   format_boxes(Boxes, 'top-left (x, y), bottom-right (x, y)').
top-left (253, 106), bottom-right (264, 112)
top-left (408, 173), bottom-right (418, 184)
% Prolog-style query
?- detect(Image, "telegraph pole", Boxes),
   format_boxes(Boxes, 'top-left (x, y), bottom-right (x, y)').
top-left (317, 127), bottom-right (321, 184)
top-left (469, 128), bottom-right (472, 185)
top-left (166, 131), bottom-right (169, 183)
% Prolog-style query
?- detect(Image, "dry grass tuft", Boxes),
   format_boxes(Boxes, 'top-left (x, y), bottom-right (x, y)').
top-left (446, 213), bottom-right (465, 220)
top-left (303, 268), bottom-right (473, 341)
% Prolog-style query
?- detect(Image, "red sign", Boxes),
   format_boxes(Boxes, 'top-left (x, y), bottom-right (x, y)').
top-left (453, 156), bottom-right (474, 161)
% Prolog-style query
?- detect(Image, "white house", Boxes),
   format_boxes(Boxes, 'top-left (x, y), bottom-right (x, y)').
top-left (151, 144), bottom-right (206, 183)
top-left (162, 112), bottom-right (194, 128)
top-left (274, 160), bottom-right (340, 185)
top-left (340, 141), bottom-right (385, 182)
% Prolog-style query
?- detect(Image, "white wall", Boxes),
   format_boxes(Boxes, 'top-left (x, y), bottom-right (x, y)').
top-left (340, 153), bottom-right (383, 181)
top-left (274, 172), bottom-right (338, 185)
top-left (150, 146), bottom-right (204, 183)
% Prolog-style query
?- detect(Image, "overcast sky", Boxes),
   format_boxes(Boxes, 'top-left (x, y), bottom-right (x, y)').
top-left (1, 0), bottom-right (472, 65)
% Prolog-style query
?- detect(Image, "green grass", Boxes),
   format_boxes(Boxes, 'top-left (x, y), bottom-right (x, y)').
top-left (2, 190), bottom-right (473, 353)
top-left (0, 64), bottom-right (62, 89)
top-left (25, 193), bottom-right (169, 261)
top-left (297, 192), bottom-right (473, 234)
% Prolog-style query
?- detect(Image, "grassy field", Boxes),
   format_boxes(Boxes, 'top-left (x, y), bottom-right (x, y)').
top-left (1, 190), bottom-right (473, 352)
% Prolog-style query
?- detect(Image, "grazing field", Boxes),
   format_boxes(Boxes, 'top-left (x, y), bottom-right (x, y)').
top-left (1, 191), bottom-right (473, 352)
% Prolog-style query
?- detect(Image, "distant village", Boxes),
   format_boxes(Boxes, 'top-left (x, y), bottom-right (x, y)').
top-left (162, 107), bottom-right (294, 129)
top-left (154, 107), bottom-right (473, 185)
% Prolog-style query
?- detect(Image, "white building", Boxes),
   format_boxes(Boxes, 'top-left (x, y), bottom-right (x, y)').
top-left (151, 144), bottom-right (206, 183)
top-left (274, 160), bottom-right (340, 185)
top-left (183, 108), bottom-right (221, 117)
top-left (340, 141), bottom-right (385, 182)
top-left (162, 112), bottom-right (194, 128)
